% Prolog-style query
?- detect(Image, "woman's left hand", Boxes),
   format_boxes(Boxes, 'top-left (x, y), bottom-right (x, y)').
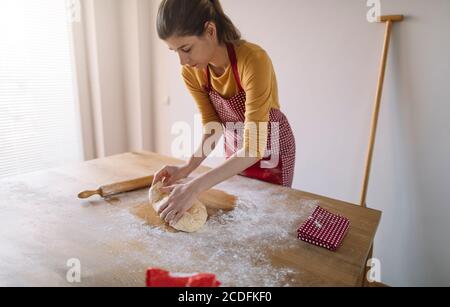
top-left (158, 182), bottom-right (199, 226)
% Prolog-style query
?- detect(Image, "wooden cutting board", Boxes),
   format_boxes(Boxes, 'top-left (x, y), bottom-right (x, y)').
top-left (130, 188), bottom-right (237, 233)
top-left (78, 173), bottom-right (237, 233)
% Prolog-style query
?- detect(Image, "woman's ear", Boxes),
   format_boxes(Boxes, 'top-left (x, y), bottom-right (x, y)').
top-left (204, 21), bottom-right (217, 41)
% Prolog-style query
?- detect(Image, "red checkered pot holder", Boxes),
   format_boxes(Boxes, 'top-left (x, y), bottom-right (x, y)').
top-left (297, 206), bottom-right (350, 251)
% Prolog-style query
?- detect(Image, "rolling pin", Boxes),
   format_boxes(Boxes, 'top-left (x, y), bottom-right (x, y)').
top-left (78, 175), bottom-right (154, 199)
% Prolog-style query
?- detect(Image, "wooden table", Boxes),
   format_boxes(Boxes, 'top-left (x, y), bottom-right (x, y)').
top-left (0, 151), bottom-right (381, 287)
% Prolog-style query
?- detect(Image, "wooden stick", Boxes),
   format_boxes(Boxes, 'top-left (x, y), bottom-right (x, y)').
top-left (78, 175), bottom-right (154, 199)
top-left (377, 15), bottom-right (404, 23)
top-left (360, 16), bottom-right (403, 208)
top-left (360, 16), bottom-right (404, 286)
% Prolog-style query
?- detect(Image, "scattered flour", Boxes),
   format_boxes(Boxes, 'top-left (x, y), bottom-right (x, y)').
top-left (1, 172), bottom-right (322, 286)
top-left (106, 176), bottom-right (319, 286)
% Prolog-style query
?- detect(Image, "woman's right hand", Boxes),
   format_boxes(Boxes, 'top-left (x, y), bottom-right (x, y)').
top-left (152, 164), bottom-right (191, 187)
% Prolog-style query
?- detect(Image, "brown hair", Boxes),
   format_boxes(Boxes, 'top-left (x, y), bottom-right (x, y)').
top-left (157, 0), bottom-right (241, 44)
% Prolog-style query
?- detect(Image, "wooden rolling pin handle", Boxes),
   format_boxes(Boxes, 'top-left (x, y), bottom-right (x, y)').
top-left (78, 175), bottom-right (155, 199)
top-left (78, 189), bottom-right (102, 199)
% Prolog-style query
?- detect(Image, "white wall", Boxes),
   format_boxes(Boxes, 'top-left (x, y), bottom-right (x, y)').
top-left (148, 0), bottom-right (450, 286)
top-left (73, 0), bottom-right (155, 159)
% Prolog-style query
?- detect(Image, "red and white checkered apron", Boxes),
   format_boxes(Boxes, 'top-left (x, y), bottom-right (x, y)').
top-left (203, 43), bottom-right (296, 187)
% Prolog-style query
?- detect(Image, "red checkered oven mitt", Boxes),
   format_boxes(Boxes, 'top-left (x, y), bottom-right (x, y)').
top-left (297, 206), bottom-right (350, 251)
top-left (146, 268), bottom-right (221, 287)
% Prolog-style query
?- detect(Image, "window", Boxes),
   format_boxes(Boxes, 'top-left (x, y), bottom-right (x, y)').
top-left (0, 0), bottom-right (82, 178)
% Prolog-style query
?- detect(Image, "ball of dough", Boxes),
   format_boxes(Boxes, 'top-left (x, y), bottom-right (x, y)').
top-left (149, 182), bottom-right (207, 233)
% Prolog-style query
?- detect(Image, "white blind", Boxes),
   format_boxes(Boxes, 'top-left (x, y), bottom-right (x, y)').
top-left (0, 0), bottom-right (82, 178)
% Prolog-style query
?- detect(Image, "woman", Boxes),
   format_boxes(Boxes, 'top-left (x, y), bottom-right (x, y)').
top-left (153, 0), bottom-right (296, 226)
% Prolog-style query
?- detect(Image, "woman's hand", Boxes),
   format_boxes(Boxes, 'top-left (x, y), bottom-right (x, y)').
top-left (152, 164), bottom-right (191, 187)
top-left (158, 182), bottom-right (199, 226)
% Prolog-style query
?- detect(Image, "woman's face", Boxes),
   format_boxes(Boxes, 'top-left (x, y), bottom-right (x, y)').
top-left (165, 23), bottom-right (218, 70)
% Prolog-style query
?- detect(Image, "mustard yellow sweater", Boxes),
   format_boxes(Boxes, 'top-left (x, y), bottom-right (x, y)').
top-left (181, 41), bottom-right (280, 158)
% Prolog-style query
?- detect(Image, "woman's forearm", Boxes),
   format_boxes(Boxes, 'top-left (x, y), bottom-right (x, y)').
top-left (183, 129), bottom-right (223, 175)
top-left (190, 148), bottom-right (260, 194)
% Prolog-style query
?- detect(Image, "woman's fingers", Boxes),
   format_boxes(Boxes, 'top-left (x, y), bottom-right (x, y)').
top-left (164, 210), bottom-right (177, 224)
top-left (159, 185), bottom-right (176, 194)
top-left (152, 169), bottom-right (166, 186)
top-left (159, 205), bottom-right (170, 219)
top-left (161, 203), bottom-right (177, 222)
top-left (169, 211), bottom-right (180, 226)
top-left (153, 166), bottom-right (170, 184)
top-left (157, 196), bottom-right (171, 215)
top-left (170, 209), bottom-right (187, 226)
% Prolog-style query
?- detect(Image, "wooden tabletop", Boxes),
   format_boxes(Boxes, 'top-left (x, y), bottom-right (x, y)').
top-left (0, 151), bottom-right (381, 287)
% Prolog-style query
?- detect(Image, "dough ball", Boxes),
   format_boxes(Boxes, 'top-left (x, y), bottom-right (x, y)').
top-left (149, 182), bottom-right (207, 233)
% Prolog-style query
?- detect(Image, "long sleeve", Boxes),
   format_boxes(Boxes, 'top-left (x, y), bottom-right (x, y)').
top-left (181, 66), bottom-right (220, 127)
top-left (240, 50), bottom-right (274, 159)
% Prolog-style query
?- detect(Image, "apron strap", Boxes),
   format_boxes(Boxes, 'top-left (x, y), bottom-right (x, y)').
top-left (226, 43), bottom-right (245, 93)
top-left (204, 43), bottom-right (244, 93)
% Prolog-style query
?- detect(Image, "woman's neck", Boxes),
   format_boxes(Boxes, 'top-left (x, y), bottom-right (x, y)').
top-left (209, 43), bottom-right (230, 75)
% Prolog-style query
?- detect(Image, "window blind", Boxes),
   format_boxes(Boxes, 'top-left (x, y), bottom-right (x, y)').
top-left (0, 0), bottom-right (82, 179)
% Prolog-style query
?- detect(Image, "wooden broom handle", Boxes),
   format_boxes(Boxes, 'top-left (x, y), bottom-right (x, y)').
top-left (377, 15), bottom-right (404, 23)
top-left (360, 15), bottom-right (404, 208)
